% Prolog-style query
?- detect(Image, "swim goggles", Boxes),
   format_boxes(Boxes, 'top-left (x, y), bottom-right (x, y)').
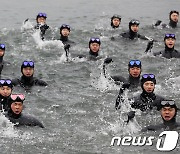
top-left (10, 94), bottom-right (25, 101)
top-left (130, 19), bottom-right (140, 25)
top-left (129, 60), bottom-right (141, 67)
top-left (112, 14), bottom-right (121, 20)
top-left (161, 100), bottom-right (175, 106)
top-left (142, 74), bottom-right (155, 79)
top-left (0, 44), bottom-right (5, 50)
top-left (37, 13), bottom-right (47, 18)
top-left (90, 38), bottom-right (100, 42)
top-left (22, 61), bottom-right (34, 67)
top-left (0, 79), bottom-right (12, 85)
top-left (165, 34), bottom-right (176, 39)
top-left (61, 24), bottom-right (70, 29)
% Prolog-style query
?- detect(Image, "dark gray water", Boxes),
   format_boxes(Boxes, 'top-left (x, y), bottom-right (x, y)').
top-left (0, 0), bottom-right (180, 153)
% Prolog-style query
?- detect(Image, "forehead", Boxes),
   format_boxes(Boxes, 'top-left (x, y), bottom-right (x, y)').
top-left (90, 43), bottom-right (100, 46)
top-left (113, 18), bottom-right (120, 21)
top-left (61, 28), bottom-right (69, 31)
top-left (23, 67), bottom-right (34, 70)
top-left (38, 17), bottom-right (46, 20)
top-left (171, 13), bottom-right (179, 16)
top-left (12, 101), bottom-right (23, 105)
top-left (144, 81), bottom-right (154, 84)
top-left (129, 67), bottom-right (141, 70)
top-left (131, 24), bottom-right (139, 27)
top-left (0, 86), bottom-right (11, 89)
top-left (162, 107), bottom-right (175, 110)
top-left (165, 38), bottom-right (175, 41)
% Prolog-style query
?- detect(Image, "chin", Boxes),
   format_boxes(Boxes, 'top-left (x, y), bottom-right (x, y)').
top-left (164, 116), bottom-right (171, 121)
top-left (147, 91), bottom-right (153, 93)
top-left (133, 75), bottom-right (139, 77)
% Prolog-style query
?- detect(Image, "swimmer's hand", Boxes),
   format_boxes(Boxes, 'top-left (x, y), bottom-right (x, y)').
top-left (64, 44), bottom-right (71, 51)
top-left (104, 57), bottom-right (113, 64)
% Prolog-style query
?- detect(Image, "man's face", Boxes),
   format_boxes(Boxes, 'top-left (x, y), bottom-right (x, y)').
top-left (143, 81), bottom-right (155, 93)
top-left (170, 13), bottom-right (179, 23)
top-left (165, 38), bottom-right (175, 48)
top-left (0, 49), bottom-right (5, 57)
top-left (130, 25), bottom-right (139, 32)
top-left (112, 18), bottom-right (121, 27)
top-left (129, 67), bottom-right (141, 77)
top-left (61, 29), bottom-right (70, 37)
top-left (22, 67), bottom-right (34, 77)
top-left (89, 43), bottom-right (100, 53)
top-left (0, 86), bottom-right (12, 97)
top-left (37, 17), bottom-right (46, 24)
top-left (161, 107), bottom-right (176, 121)
top-left (11, 102), bottom-right (23, 115)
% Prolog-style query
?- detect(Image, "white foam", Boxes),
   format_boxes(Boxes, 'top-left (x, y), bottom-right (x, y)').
top-left (91, 62), bottom-right (120, 92)
top-left (32, 30), bottom-right (63, 49)
top-left (21, 19), bottom-right (34, 31)
top-left (0, 113), bottom-right (18, 138)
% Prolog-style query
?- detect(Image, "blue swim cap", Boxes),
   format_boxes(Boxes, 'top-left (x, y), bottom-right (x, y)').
top-left (0, 44), bottom-right (5, 50)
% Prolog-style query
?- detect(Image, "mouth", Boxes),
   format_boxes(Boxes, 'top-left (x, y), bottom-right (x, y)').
top-left (3, 93), bottom-right (9, 96)
top-left (26, 74), bottom-right (31, 76)
top-left (15, 111), bottom-right (20, 114)
top-left (168, 44), bottom-right (173, 48)
top-left (133, 74), bottom-right (139, 77)
top-left (146, 89), bottom-right (153, 92)
top-left (164, 116), bottom-right (171, 120)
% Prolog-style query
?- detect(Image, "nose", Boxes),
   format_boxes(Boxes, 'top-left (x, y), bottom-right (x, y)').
top-left (134, 69), bottom-right (139, 73)
top-left (147, 84), bottom-right (152, 89)
top-left (165, 110), bottom-right (170, 114)
top-left (15, 105), bottom-right (20, 109)
top-left (26, 69), bottom-right (31, 73)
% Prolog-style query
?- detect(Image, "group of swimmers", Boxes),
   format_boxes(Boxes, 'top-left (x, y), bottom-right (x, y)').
top-left (0, 10), bottom-right (180, 131)
top-left (109, 10), bottom-right (180, 131)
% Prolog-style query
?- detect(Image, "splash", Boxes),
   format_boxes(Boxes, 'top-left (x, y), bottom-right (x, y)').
top-left (71, 57), bottom-right (87, 63)
top-left (32, 30), bottom-right (63, 49)
top-left (21, 19), bottom-right (34, 31)
top-left (59, 52), bottom-right (72, 63)
top-left (108, 91), bottom-right (141, 135)
top-left (91, 62), bottom-right (120, 92)
top-left (0, 112), bottom-right (18, 138)
top-left (166, 76), bottom-right (180, 94)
